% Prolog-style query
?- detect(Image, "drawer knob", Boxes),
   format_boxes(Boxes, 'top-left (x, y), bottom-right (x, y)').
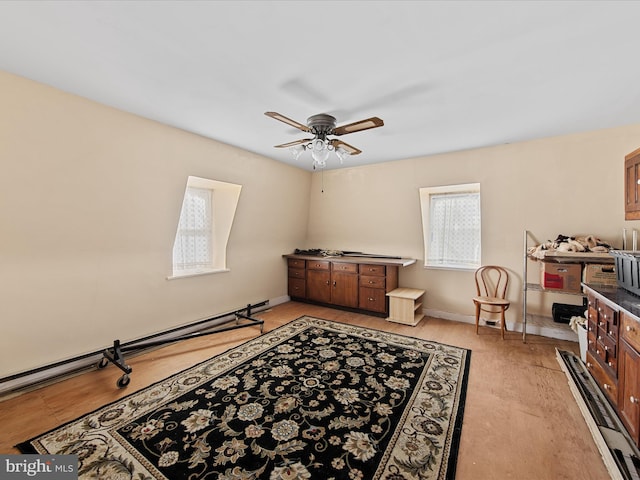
top-left (599, 321), bottom-right (604, 327)
top-left (597, 349), bottom-right (601, 355)
top-left (587, 362), bottom-right (593, 368)
top-left (627, 325), bottom-right (634, 332)
top-left (631, 396), bottom-right (639, 404)
top-left (604, 314), bottom-right (608, 320)
top-left (605, 346), bottom-right (609, 351)
top-left (604, 383), bottom-right (610, 390)
top-left (368, 297), bottom-right (375, 301)
top-left (609, 331), bottom-right (613, 336)
top-left (608, 361), bottom-right (614, 367)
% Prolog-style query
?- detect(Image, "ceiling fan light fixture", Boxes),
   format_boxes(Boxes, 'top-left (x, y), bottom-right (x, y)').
top-left (290, 144), bottom-right (305, 160)
top-left (335, 146), bottom-right (351, 164)
top-left (312, 138), bottom-right (326, 152)
top-left (311, 140), bottom-right (330, 167)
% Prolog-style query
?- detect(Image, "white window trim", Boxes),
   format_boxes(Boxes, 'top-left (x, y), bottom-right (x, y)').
top-left (167, 268), bottom-right (230, 280)
top-left (168, 176), bottom-right (242, 280)
top-left (419, 183), bottom-right (481, 271)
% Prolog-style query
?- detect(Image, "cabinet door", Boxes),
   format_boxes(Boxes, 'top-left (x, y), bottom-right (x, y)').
top-left (618, 339), bottom-right (640, 445)
top-left (331, 271), bottom-right (359, 308)
top-left (625, 148), bottom-right (640, 220)
top-left (307, 270), bottom-right (331, 304)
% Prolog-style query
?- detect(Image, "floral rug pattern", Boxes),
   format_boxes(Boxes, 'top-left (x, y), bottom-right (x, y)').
top-left (17, 316), bottom-right (470, 480)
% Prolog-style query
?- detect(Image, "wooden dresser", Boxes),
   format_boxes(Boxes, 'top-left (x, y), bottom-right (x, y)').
top-left (284, 254), bottom-right (416, 317)
top-left (584, 283), bottom-right (640, 446)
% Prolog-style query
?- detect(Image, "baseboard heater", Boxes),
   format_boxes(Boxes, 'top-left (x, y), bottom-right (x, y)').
top-left (556, 349), bottom-right (640, 480)
top-left (0, 301), bottom-right (268, 395)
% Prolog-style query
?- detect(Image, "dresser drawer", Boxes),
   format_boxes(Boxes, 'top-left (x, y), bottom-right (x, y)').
top-left (600, 333), bottom-right (617, 360)
top-left (594, 340), bottom-right (608, 363)
top-left (622, 312), bottom-right (640, 353)
top-left (308, 260), bottom-right (330, 270)
top-left (288, 267), bottom-right (305, 279)
top-left (288, 278), bottom-right (305, 298)
top-left (332, 262), bottom-right (358, 273)
top-left (587, 351), bottom-right (618, 405)
top-left (594, 336), bottom-right (616, 372)
top-left (359, 287), bottom-right (387, 313)
top-left (287, 258), bottom-right (306, 269)
top-left (360, 264), bottom-right (386, 276)
top-left (597, 303), bottom-right (618, 337)
top-left (360, 275), bottom-right (385, 289)
top-left (587, 330), bottom-right (597, 354)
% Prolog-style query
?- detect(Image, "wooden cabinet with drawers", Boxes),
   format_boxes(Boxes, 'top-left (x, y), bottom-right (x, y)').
top-left (359, 263), bottom-right (394, 314)
top-left (287, 258), bottom-right (306, 298)
top-left (583, 283), bottom-right (640, 448)
top-left (625, 146), bottom-right (640, 220)
top-left (585, 289), bottom-right (620, 407)
top-left (284, 254), bottom-right (413, 316)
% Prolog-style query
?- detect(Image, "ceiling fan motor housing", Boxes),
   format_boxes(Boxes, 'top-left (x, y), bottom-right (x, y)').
top-left (307, 113), bottom-right (337, 139)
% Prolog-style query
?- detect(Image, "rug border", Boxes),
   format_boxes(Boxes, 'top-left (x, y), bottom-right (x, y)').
top-left (445, 346), bottom-right (471, 480)
top-left (15, 314), bottom-right (471, 480)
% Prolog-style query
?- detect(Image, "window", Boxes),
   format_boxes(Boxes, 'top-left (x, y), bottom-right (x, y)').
top-left (419, 183), bottom-right (481, 270)
top-left (173, 186), bottom-right (213, 272)
top-left (170, 176), bottom-right (242, 278)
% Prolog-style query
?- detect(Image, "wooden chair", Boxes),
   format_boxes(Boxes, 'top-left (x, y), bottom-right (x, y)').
top-left (473, 265), bottom-right (510, 339)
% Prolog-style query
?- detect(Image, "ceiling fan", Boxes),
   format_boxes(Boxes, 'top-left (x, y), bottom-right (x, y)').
top-left (264, 111), bottom-right (384, 169)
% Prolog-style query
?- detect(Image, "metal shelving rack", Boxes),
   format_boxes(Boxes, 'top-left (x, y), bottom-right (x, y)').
top-left (523, 230), bottom-right (614, 343)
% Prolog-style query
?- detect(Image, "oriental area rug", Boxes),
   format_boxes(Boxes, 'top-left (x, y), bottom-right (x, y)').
top-left (17, 316), bottom-right (471, 480)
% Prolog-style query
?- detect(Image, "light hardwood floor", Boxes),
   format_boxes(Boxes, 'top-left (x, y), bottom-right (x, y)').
top-left (0, 301), bottom-right (609, 479)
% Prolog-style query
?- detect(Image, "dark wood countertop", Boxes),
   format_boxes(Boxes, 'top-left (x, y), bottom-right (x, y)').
top-left (283, 253), bottom-right (416, 268)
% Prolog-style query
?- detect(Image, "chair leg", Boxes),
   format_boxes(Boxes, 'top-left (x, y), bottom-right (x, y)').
top-left (474, 302), bottom-right (480, 335)
top-left (500, 308), bottom-right (506, 340)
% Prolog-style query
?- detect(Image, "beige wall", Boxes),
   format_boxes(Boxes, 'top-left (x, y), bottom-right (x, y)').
top-left (4, 67), bottom-right (640, 379)
top-left (0, 71), bottom-right (310, 377)
top-left (307, 124), bottom-right (640, 323)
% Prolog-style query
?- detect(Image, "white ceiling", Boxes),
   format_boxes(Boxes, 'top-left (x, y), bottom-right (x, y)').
top-left (1, 1), bottom-right (639, 171)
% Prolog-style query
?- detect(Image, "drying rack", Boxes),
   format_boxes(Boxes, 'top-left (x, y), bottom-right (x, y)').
top-left (98, 301), bottom-right (267, 388)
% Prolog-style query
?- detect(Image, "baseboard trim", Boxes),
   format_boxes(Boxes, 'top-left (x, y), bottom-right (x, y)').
top-left (423, 308), bottom-right (578, 342)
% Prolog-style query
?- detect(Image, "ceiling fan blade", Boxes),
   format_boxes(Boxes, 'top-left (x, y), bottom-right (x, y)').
top-left (332, 117), bottom-right (384, 136)
top-left (265, 111), bottom-right (311, 133)
top-left (274, 138), bottom-right (313, 148)
top-left (330, 139), bottom-right (362, 155)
